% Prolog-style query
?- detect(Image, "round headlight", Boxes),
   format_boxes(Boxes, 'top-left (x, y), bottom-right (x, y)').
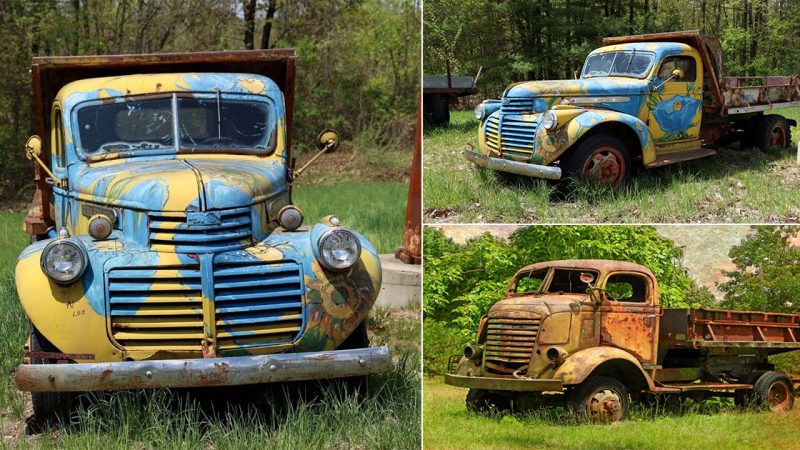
top-left (318, 228), bottom-right (361, 271)
top-left (88, 214), bottom-right (113, 240)
top-left (474, 103), bottom-right (486, 120)
top-left (41, 238), bottom-right (87, 285)
top-left (542, 110), bottom-right (558, 130)
top-left (278, 205), bottom-right (303, 231)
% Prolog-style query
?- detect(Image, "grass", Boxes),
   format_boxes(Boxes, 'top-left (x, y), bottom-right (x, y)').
top-left (424, 109), bottom-right (800, 223)
top-left (0, 181), bottom-right (419, 447)
top-left (423, 378), bottom-right (800, 450)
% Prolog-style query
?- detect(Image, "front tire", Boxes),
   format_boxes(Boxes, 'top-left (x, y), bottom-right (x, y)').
top-left (563, 134), bottom-right (631, 188)
top-left (333, 322), bottom-right (370, 397)
top-left (27, 327), bottom-right (76, 432)
top-left (567, 376), bottom-right (630, 422)
top-left (465, 388), bottom-right (512, 414)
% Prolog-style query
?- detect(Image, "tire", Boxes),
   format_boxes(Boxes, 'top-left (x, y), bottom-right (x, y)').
top-left (27, 327), bottom-right (76, 432)
top-left (751, 115), bottom-right (792, 151)
top-left (424, 94), bottom-right (450, 127)
top-left (740, 115), bottom-right (763, 150)
top-left (563, 134), bottom-right (631, 188)
top-left (465, 388), bottom-right (512, 414)
top-left (333, 322), bottom-right (370, 397)
top-left (567, 376), bottom-right (630, 422)
top-left (752, 371), bottom-right (794, 412)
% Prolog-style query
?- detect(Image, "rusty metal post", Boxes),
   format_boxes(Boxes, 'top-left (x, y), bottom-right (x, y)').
top-left (395, 99), bottom-right (421, 264)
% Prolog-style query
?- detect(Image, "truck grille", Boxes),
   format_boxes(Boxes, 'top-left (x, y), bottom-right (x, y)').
top-left (501, 97), bottom-right (536, 113)
top-left (213, 260), bottom-right (304, 351)
top-left (109, 265), bottom-right (205, 351)
top-left (148, 207), bottom-right (253, 253)
top-left (498, 116), bottom-right (539, 160)
top-left (108, 260), bottom-right (305, 353)
top-left (485, 115), bottom-right (500, 153)
top-left (484, 315), bottom-right (540, 374)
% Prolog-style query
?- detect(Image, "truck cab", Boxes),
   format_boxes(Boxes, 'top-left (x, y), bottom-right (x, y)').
top-left (446, 259), bottom-right (799, 422)
top-left (465, 30), bottom-right (798, 187)
top-left (14, 50), bottom-right (391, 426)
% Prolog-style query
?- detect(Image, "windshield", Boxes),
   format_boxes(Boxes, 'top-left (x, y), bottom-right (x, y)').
top-left (75, 94), bottom-right (273, 156)
top-left (581, 51), bottom-right (654, 79)
top-left (547, 268), bottom-right (598, 294)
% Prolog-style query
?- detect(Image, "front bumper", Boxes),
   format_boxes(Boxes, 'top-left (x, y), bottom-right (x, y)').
top-left (14, 347), bottom-right (392, 392)
top-left (462, 148), bottom-right (562, 180)
top-left (444, 373), bottom-right (563, 392)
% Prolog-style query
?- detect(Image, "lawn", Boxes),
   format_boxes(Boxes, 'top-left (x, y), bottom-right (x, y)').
top-left (0, 181), bottom-right (418, 448)
top-left (424, 109), bottom-right (800, 223)
top-left (423, 378), bottom-right (800, 450)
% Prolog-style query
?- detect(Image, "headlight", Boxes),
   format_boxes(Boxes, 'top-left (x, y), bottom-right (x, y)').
top-left (40, 238), bottom-right (88, 284)
top-left (317, 228), bottom-right (361, 271)
top-left (474, 103), bottom-right (486, 120)
top-left (542, 110), bottom-right (558, 130)
top-left (277, 205), bottom-right (303, 231)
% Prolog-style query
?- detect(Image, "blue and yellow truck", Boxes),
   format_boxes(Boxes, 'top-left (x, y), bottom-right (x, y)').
top-left (465, 30), bottom-right (800, 186)
top-left (13, 50), bottom-right (391, 425)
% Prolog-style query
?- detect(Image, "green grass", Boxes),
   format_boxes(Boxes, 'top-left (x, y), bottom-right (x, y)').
top-left (424, 378), bottom-right (799, 450)
top-left (294, 182), bottom-right (407, 254)
top-left (424, 109), bottom-right (800, 223)
top-left (0, 182), bottom-right (419, 447)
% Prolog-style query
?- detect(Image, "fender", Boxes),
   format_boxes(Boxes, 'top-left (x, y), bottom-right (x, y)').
top-left (532, 109), bottom-right (657, 166)
top-left (553, 346), bottom-right (654, 389)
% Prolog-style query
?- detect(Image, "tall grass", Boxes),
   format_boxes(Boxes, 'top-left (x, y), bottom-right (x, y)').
top-left (424, 109), bottom-right (800, 223)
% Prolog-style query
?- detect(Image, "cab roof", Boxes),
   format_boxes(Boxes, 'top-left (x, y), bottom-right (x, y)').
top-left (589, 41), bottom-right (695, 58)
top-left (515, 259), bottom-right (655, 278)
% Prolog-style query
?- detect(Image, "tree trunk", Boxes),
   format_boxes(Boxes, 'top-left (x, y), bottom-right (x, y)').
top-left (260, 0), bottom-right (277, 49)
top-left (244, 0), bottom-right (256, 50)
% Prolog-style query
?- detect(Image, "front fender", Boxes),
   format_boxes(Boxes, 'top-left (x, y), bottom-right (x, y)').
top-left (533, 109), bottom-right (656, 166)
top-left (553, 346), bottom-right (654, 389)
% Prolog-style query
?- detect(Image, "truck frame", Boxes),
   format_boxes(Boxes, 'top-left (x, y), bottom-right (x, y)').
top-left (464, 30), bottom-right (799, 187)
top-left (445, 259), bottom-right (799, 422)
top-left (13, 50), bottom-right (391, 427)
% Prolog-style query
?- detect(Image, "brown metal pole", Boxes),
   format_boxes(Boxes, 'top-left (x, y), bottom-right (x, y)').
top-left (395, 97), bottom-right (421, 264)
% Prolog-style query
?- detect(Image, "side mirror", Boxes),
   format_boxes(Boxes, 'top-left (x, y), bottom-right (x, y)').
top-left (25, 135), bottom-right (43, 159)
top-left (293, 129), bottom-right (341, 180)
top-left (671, 68), bottom-right (685, 80)
top-left (652, 68), bottom-right (686, 91)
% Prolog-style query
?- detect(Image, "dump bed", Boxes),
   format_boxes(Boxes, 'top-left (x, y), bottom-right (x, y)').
top-left (660, 307), bottom-right (800, 352)
top-left (603, 30), bottom-right (800, 116)
top-left (25, 49), bottom-right (296, 235)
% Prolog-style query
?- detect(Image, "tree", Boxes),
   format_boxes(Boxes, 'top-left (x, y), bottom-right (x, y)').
top-left (719, 226), bottom-right (800, 313)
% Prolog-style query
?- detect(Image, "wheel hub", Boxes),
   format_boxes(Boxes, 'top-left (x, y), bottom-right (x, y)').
top-left (770, 126), bottom-right (787, 147)
top-left (582, 147), bottom-right (624, 187)
top-left (767, 382), bottom-right (791, 411)
top-left (587, 389), bottom-right (622, 421)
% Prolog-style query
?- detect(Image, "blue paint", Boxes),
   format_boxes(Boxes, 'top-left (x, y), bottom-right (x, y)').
top-left (652, 95), bottom-right (700, 136)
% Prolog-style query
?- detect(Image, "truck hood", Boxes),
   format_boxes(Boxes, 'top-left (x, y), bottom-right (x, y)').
top-left (71, 157), bottom-right (287, 212)
top-left (507, 78), bottom-right (648, 100)
top-left (489, 293), bottom-right (588, 317)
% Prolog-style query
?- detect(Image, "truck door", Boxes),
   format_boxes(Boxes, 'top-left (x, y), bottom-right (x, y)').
top-left (599, 272), bottom-right (659, 364)
top-left (647, 52), bottom-right (703, 147)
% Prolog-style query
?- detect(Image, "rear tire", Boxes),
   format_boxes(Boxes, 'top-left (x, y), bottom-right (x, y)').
top-left (734, 370), bottom-right (766, 408)
top-left (751, 115), bottom-right (792, 151)
top-left (752, 371), bottom-right (794, 412)
top-left (424, 94), bottom-right (450, 127)
top-left (567, 376), bottom-right (629, 422)
top-left (27, 327), bottom-right (76, 432)
top-left (563, 134), bottom-right (631, 188)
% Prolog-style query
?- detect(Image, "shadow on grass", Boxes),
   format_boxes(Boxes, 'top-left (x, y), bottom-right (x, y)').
top-left (424, 119), bottom-right (480, 136)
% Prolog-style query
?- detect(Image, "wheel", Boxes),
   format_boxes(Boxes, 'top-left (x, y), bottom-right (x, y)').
top-left (465, 388), bottom-right (512, 414)
top-left (740, 115), bottom-right (763, 149)
top-left (734, 370), bottom-right (766, 408)
top-left (423, 94), bottom-right (450, 127)
top-left (333, 322), bottom-right (369, 397)
top-left (567, 376), bottom-right (630, 422)
top-left (27, 327), bottom-right (76, 432)
top-left (752, 371), bottom-right (794, 412)
top-left (751, 115), bottom-right (792, 151)
top-left (563, 134), bottom-right (631, 187)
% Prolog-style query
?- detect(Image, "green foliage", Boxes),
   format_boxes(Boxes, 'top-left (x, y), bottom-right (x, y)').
top-left (422, 318), bottom-right (464, 377)
top-left (422, 225), bottom-right (715, 369)
top-left (719, 226), bottom-right (800, 313)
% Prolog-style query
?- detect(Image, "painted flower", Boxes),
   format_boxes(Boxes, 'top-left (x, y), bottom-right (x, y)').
top-left (652, 95), bottom-right (699, 135)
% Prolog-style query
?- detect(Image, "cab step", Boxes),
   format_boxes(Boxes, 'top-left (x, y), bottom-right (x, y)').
top-left (648, 147), bottom-right (717, 168)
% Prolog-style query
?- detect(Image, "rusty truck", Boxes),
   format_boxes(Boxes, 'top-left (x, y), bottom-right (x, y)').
top-left (13, 50), bottom-right (391, 427)
top-left (464, 30), bottom-right (799, 187)
top-left (445, 259), bottom-right (800, 422)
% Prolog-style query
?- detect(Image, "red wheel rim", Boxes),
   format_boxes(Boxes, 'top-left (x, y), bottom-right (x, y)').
top-left (770, 125), bottom-right (787, 148)
top-left (581, 146), bottom-right (625, 187)
top-left (767, 381), bottom-right (792, 412)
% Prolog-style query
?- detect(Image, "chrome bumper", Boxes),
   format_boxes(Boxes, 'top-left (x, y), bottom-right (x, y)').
top-left (14, 347), bottom-right (392, 392)
top-left (462, 148), bottom-right (562, 180)
top-left (445, 373), bottom-right (563, 392)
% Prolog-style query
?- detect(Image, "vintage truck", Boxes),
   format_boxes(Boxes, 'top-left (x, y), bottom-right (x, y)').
top-left (464, 30), bottom-right (799, 187)
top-left (445, 259), bottom-right (800, 422)
top-left (13, 50), bottom-right (391, 426)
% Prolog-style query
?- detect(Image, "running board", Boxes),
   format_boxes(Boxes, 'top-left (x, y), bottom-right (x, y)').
top-left (647, 383), bottom-right (752, 394)
top-left (647, 148), bottom-right (717, 168)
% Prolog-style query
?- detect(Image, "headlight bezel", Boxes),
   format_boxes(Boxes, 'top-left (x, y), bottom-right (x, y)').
top-left (474, 103), bottom-right (487, 120)
top-left (40, 238), bottom-right (88, 285)
top-left (317, 227), bottom-right (362, 271)
top-left (541, 110), bottom-right (558, 130)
